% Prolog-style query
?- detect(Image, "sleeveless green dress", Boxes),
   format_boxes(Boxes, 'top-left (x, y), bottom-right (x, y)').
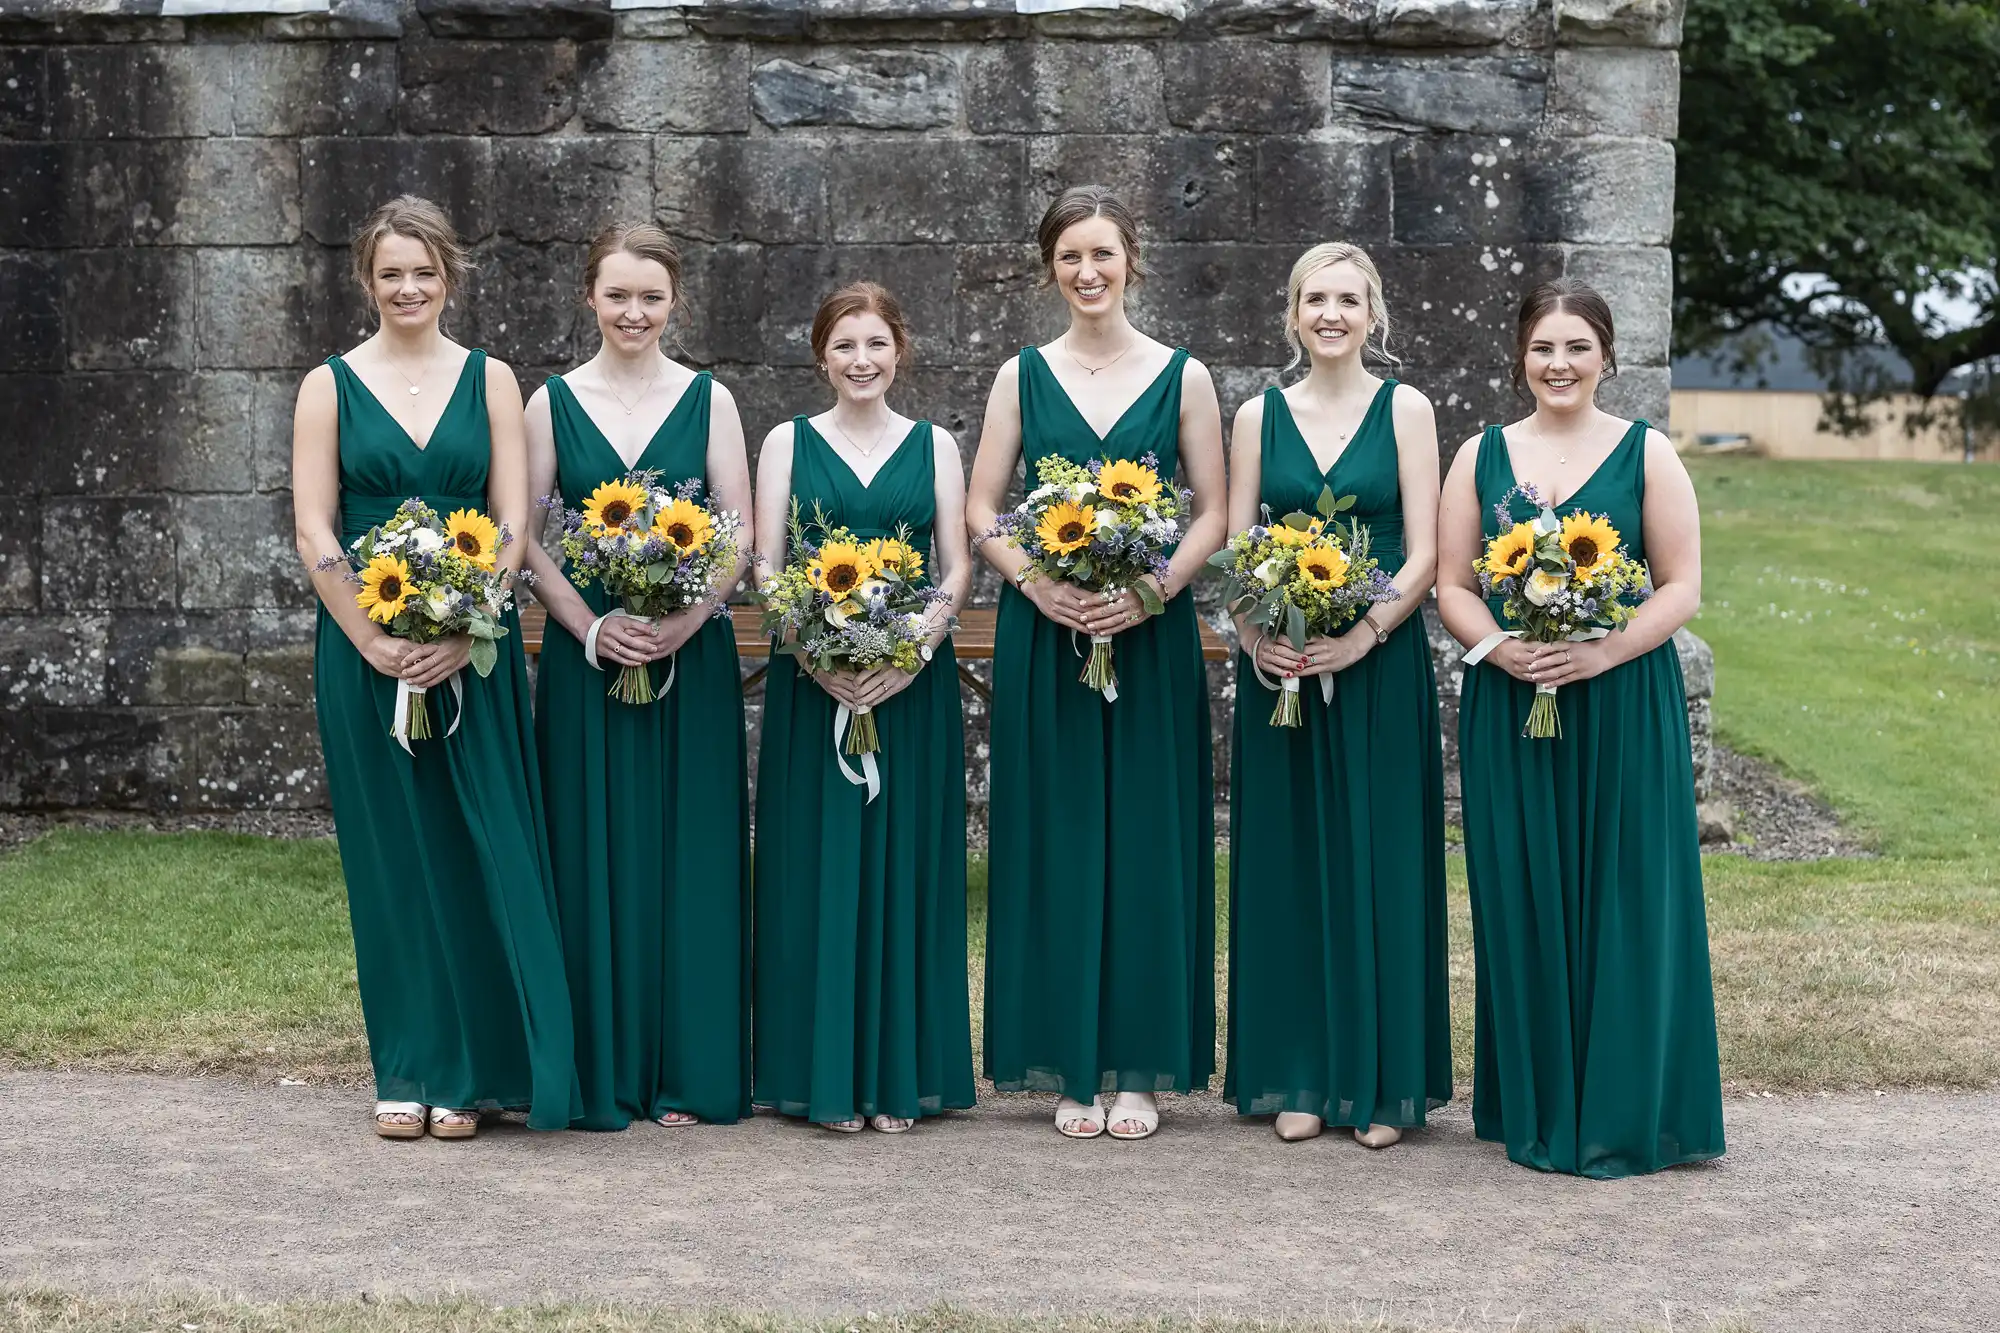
top-left (534, 373), bottom-right (751, 1129)
top-left (1460, 420), bottom-right (1725, 1177)
top-left (1224, 382), bottom-right (1452, 1126)
top-left (984, 347), bottom-right (1217, 1098)
top-left (752, 419), bottom-right (974, 1123)
top-left (314, 350), bottom-right (579, 1129)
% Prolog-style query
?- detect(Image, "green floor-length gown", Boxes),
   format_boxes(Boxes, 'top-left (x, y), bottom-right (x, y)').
top-left (1459, 419), bottom-right (1725, 1178)
top-left (1224, 382), bottom-right (1452, 1126)
top-left (314, 350), bottom-right (579, 1129)
top-left (985, 347), bottom-right (1216, 1097)
top-left (753, 419), bottom-right (974, 1123)
top-left (534, 373), bottom-right (751, 1129)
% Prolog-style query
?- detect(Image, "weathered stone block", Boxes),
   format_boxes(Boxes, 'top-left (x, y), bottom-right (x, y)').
top-left (1163, 40), bottom-right (1328, 133)
top-left (579, 39), bottom-right (751, 133)
top-left (187, 707), bottom-right (327, 810)
top-left (40, 499), bottom-right (176, 611)
top-left (1549, 47), bottom-right (1679, 139)
top-left (301, 242), bottom-right (378, 359)
top-left (1373, 242), bottom-right (1564, 369)
top-left (176, 493), bottom-right (312, 610)
top-left (49, 45), bottom-right (233, 139)
top-left (673, 242), bottom-right (766, 366)
top-left (1253, 137), bottom-right (1393, 243)
top-left (0, 145), bottom-right (61, 247)
top-left (418, 0), bottom-right (615, 40)
top-left (1392, 134), bottom-right (1532, 246)
top-left (0, 499), bottom-right (38, 613)
top-left (108, 614), bottom-right (248, 707)
top-left (889, 366), bottom-right (997, 446)
top-left (0, 707), bottom-right (190, 810)
top-left (402, 38), bottom-right (578, 136)
top-left (826, 140), bottom-right (1027, 243)
top-left (265, 0), bottom-right (404, 41)
top-left (1126, 242), bottom-right (1298, 361)
top-left (459, 238), bottom-right (586, 368)
top-left (162, 140), bottom-right (303, 246)
top-left (189, 370), bottom-right (294, 493)
top-left (1555, 0), bottom-right (1684, 49)
top-left (775, 243), bottom-right (959, 363)
top-left (655, 137), bottom-right (828, 244)
top-left (197, 247), bottom-right (316, 370)
top-left (1193, 0), bottom-right (1373, 41)
top-left (752, 50), bottom-right (958, 129)
top-left (1030, 136), bottom-right (1253, 243)
top-left (0, 614), bottom-right (109, 708)
top-left (245, 609), bottom-right (317, 707)
top-left (1537, 136), bottom-right (1675, 245)
top-left (965, 42), bottom-right (1163, 134)
top-left (0, 47), bottom-right (46, 137)
top-left (301, 137), bottom-right (496, 245)
top-left (1563, 244), bottom-right (1670, 365)
top-left (231, 40), bottom-right (399, 136)
top-left (0, 252), bottom-right (62, 372)
top-left (64, 249), bottom-right (194, 371)
top-left (1373, 0), bottom-right (1545, 46)
top-left (1332, 55), bottom-right (1546, 134)
top-left (494, 137), bottom-right (653, 243)
top-left (955, 243), bottom-right (1063, 364)
top-left (725, 363), bottom-right (832, 463)
top-left (1412, 364), bottom-right (1521, 451)
top-left (1593, 363), bottom-right (1668, 426)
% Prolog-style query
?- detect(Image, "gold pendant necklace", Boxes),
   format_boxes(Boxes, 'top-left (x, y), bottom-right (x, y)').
top-left (1064, 336), bottom-right (1136, 376)
top-left (603, 370), bottom-right (657, 416)
top-left (385, 348), bottom-right (437, 397)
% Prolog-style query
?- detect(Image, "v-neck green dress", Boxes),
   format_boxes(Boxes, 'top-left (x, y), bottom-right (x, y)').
top-left (752, 418), bottom-right (974, 1124)
top-left (1224, 382), bottom-right (1452, 1127)
top-left (1460, 420), bottom-right (1725, 1178)
top-left (314, 350), bottom-right (579, 1129)
top-left (984, 347), bottom-right (1217, 1098)
top-left (534, 372), bottom-right (751, 1129)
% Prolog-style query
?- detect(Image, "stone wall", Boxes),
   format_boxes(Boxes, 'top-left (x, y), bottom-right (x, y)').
top-left (0, 0), bottom-right (1686, 815)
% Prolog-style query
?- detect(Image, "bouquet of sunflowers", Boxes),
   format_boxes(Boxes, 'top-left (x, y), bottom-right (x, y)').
top-left (545, 470), bottom-right (741, 705)
top-left (755, 499), bottom-right (953, 802)
top-left (985, 452), bottom-right (1190, 700)
top-left (1208, 485), bottom-right (1399, 726)
top-left (1469, 484), bottom-right (1650, 738)
top-left (320, 498), bottom-right (514, 748)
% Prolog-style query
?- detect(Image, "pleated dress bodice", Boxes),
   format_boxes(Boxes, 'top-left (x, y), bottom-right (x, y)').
top-left (329, 351), bottom-right (493, 544)
top-left (1256, 381), bottom-right (1407, 573)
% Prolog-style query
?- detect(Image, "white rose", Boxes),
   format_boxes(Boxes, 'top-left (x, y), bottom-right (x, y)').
top-left (856, 577), bottom-right (891, 602)
top-left (1028, 483), bottom-right (1060, 503)
top-left (1532, 509), bottom-right (1561, 536)
top-left (1070, 482), bottom-right (1094, 502)
top-left (825, 600), bottom-right (855, 628)
top-left (1253, 557), bottom-right (1283, 589)
top-left (411, 527), bottom-right (445, 553)
top-left (1092, 510), bottom-right (1120, 532)
top-left (1524, 568), bottom-right (1569, 606)
top-left (425, 589), bottom-right (454, 620)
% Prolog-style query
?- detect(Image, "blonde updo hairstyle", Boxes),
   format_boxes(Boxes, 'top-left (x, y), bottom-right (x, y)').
top-left (349, 195), bottom-right (474, 315)
top-left (1282, 242), bottom-right (1398, 374)
top-left (1035, 185), bottom-right (1148, 289)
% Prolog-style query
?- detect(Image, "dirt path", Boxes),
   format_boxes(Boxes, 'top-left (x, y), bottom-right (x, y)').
top-left (1, 1074), bottom-right (1993, 1332)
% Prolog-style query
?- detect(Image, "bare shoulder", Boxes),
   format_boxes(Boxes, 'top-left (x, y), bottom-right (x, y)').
top-left (1232, 390), bottom-right (1267, 431)
top-left (482, 352), bottom-right (517, 384)
top-left (524, 379), bottom-right (551, 412)
top-left (1179, 351), bottom-right (1215, 385)
top-left (297, 361), bottom-right (335, 397)
top-left (1444, 432), bottom-right (1485, 483)
top-left (758, 420), bottom-right (795, 457)
top-left (706, 375), bottom-right (739, 411)
top-left (929, 423), bottom-right (962, 458)
top-left (990, 354), bottom-right (1022, 389)
top-left (1391, 381), bottom-right (1437, 417)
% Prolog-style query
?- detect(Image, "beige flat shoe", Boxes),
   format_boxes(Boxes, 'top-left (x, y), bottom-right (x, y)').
top-left (869, 1114), bottom-right (913, 1134)
top-left (374, 1101), bottom-right (425, 1140)
top-left (1055, 1095), bottom-right (1105, 1139)
top-left (1105, 1091), bottom-right (1159, 1141)
top-left (428, 1106), bottom-right (480, 1140)
top-left (818, 1117), bottom-right (865, 1134)
top-left (1274, 1112), bottom-right (1323, 1142)
top-left (1354, 1123), bottom-right (1403, 1149)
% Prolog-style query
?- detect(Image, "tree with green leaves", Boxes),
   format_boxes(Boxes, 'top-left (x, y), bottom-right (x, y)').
top-left (1674, 0), bottom-right (2000, 439)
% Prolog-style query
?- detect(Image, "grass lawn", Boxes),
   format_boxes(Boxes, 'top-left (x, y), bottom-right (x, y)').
top-left (1, 459), bottom-right (1994, 1094)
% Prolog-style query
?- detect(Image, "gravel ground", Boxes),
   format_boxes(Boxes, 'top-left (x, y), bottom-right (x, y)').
top-left (0, 1074), bottom-right (1993, 1333)
top-left (1704, 748), bottom-right (1872, 861)
top-left (0, 809), bottom-right (334, 852)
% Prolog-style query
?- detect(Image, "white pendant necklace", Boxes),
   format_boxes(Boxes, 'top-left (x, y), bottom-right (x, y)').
top-left (385, 348), bottom-right (437, 396)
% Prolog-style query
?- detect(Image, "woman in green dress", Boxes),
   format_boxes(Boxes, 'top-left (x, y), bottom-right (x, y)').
top-left (751, 282), bottom-right (974, 1134)
top-left (292, 195), bottom-right (577, 1139)
top-left (1223, 243), bottom-right (1452, 1147)
top-left (523, 223), bottom-right (753, 1130)
top-left (1437, 278), bottom-right (1725, 1178)
top-left (966, 187), bottom-right (1228, 1141)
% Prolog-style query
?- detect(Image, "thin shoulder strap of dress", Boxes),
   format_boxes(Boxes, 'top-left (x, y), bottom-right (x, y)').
top-left (1618, 417), bottom-right (1651, 505)
top-left (1473, 423), bottom-right (1513, 499)
top-left (1259, 385), bottom-right (1286, 466)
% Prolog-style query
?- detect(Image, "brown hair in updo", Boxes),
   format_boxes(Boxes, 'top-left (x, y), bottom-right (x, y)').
top-left (582, 221), bottom-right (684, 301)
top-left (1512, 277), bottom-right (1619, 399)
top-left (1035, 185), bottom-right (1147, 288)
top-left (350, 195), bottom-right (474, 306)
top-left (809, 281), bottom-right (914, 371)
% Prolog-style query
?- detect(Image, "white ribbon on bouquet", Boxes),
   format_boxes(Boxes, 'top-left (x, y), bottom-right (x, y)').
top-left (832, 703), bottom-right (881, 804)
top-left (1070, 629), bottom-right (1120, 702)
top-left (1462, 626), bottom-right (1610, 699)
top-left (584, 609), bottom-right (676, 696)
top-left (391, 672), bottom-right (463, 755)
top-left (1247, 632), bottom-right (1336, 706)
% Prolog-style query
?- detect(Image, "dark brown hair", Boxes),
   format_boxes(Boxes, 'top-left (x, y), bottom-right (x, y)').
top-left (1035, 185), bottom-right (1147, 288)
top-left (350, 195), bottom-right (473, 304)
top-left (583, 221), bottom-right (684, 301)
top-left (810, 281), bottom-right (914, 370)
top-left (1512, 277), bottom-right (1618, 399)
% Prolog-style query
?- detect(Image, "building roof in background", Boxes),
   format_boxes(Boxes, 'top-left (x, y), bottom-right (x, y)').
top-left (1672, 327), bottom-right (1918, 393)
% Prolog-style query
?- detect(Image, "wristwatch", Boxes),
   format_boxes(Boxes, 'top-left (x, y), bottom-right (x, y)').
top-left (1363, 614), bottom-right (1389, 645)
top-left (1012, 566), bottom-right (1031, 586)
top-left (920, 642), bottom-right (934, 663)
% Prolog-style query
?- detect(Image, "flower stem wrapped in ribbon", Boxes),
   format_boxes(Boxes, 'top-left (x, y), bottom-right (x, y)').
top-left (1207, 485), bottom-right (1400, 726)
top-left (1466, 483), bottom-right (1651, 739)
top-left (754, 499), bottom-right (955, 804)
top-left (543, 470), bottom-right (742, 706)
top-left (984, 452), bottom-right (1191, 701)
top-left (317, 498), bottom-right (516, 752)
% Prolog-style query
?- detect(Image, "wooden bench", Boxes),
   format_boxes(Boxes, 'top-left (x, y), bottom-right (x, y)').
top-left (517, 604), bottom-right (1230, 702)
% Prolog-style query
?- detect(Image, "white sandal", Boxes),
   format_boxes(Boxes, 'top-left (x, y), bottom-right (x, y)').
top-left (655, 1111), bottom-right (700, 1127)
top-left (374, 1101), bottom-right (425, 1140)
top-left (1054, 1095), bottom-right (1105, 1139)
top-left (818, 1117), bottom-right (865, 1134)
top-left (428, 1106), bottom-right (480, 1139)
top-left (1105, 1091), bottom-right (1159, 1141)
top-left (869, 1114), bottom-right (913, 1134)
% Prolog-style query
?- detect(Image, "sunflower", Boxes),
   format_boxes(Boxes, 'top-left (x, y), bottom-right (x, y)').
top-left (865, 538), bottom-right (923, 580)
top-left (1484, 521), bottom-right (1537, 579)
top-left (650, 498), bottom-right (713, 555)
top-left (1294, 545), bottom-right (1351, 589)
top-left (444, 509), bottom-right (499, 570)
top-left (1096, 458), bottom-right (1163, 507)
top-left (582, 479), bottom-right (648, 535)
top-left (1268, 521), bottom-right (1321, 549)
top-left (356, 554), bottom-right (416, 624)
top-left (808, 541), bottom-right (880, 601)
top-left (1559, 512), bottom-right (1620, 580)
top-left (1036, 501), bottom-right (1096, 556)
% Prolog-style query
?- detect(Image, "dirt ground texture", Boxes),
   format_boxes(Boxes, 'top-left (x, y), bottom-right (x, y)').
top-left (1, 1074), bottom-right (1992, 1333)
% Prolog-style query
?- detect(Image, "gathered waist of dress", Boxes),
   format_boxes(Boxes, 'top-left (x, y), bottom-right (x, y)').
top-left (341, 492), bottom-right (488, 543)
